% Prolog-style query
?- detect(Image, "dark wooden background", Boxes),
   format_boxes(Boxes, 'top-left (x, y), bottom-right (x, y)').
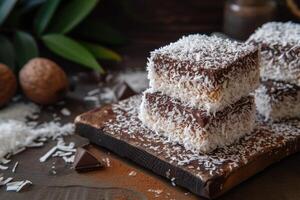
top-left (91, 0), bottom-right (226, 69)
top-left (89, 0), bottom-right (295, 70)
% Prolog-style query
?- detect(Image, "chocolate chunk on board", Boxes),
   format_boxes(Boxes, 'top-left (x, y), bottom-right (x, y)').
top-left (75, 95), bottom-right (300, 199)
top-left (73, 147), bottom-right (104, 172)
top-left (113, 81), bottom-right (137, 100)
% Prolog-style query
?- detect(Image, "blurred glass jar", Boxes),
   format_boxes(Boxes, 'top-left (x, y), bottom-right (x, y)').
top-left (223, 0), bottom-right (277, 41)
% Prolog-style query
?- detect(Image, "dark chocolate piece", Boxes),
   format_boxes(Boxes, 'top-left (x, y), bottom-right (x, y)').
top-left (145, 91), bottom-right (253, 127)
top-left (113, 82), bottom-right (136, 100)
top-left (152, 51), bottom-right (258, 86)
top-left (73, 147), bottom-right (104, 172)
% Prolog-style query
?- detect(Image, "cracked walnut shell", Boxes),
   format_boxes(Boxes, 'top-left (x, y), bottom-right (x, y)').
top-left (0, 64), bottom-right (17, 107)
top-left (19, 58), bottom-right (69, 105)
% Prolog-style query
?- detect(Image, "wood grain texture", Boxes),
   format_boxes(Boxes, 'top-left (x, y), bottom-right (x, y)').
top-left (75, 96), bottom-right (300, 199)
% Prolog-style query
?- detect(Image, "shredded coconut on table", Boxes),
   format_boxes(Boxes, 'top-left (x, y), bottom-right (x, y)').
top-left (0, 102), bottom-right (74, 162)
top-left (0, 102), bottom-right (39, 122)
top-left (6, 180), bottom-right (32, 192)
top-left (117, 70), bottom-right (148, 92)
top-left (84, 70), bottom-right (148, 106)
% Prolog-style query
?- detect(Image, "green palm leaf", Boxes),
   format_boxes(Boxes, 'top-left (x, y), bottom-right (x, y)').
top-left (42, 34), bottom-right (104, 73)
top-left (49, 0), bottom-right (99, 34)
top-left (81, 42), bottom-right (121, 62)
top-left (34, 0), bottom-right (61, 35)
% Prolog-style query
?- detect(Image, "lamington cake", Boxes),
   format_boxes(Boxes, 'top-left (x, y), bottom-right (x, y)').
top-left (139, 90), bottom-right (256, 153)
top-left (147, 34), bottom-right (260, 113)
top-left (248, 22), bottom-right (300, 86)
top-left (255, 80), bottom-right (300, 121)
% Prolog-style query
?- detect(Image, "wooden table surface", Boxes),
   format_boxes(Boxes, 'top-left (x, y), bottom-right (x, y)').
top-left (1, 68), bottom-right (300, 200)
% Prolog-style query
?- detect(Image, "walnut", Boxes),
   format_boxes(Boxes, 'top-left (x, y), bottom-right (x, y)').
top-left (0, 64), bottom-right (17, 107)
top-left (19, 58), bottom-right (69, 105)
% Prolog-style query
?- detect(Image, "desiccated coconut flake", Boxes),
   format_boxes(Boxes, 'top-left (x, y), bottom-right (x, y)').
top-left (0, 177), bottom-right (13, 186)
top-left (57, 144), bottom-right (76, 152)
top-left (12, 162), bottom-right (18, 173)
top-left (0, 102), bottom-right (40, 122)
top-left (128, 171), bottom-right (137, 176)
top-left (40, 140), bottom-right (76, 163)
top-left (39, 146), bottom-right (58, 163)
top-left (52, 151), bottom-right (73, 157)
top-left (0, 158), bottom-right (11, 165)
top-left (60, 108), bottom-right (71, 116)
top-left (62, 155), bottom-right (75, 163)
top-left (12, 147), bottom-right (26, 155)
top-left (6, 180), bottom-right (32, 192)
top-left (0, 120), bottom-right (75, 161)
top-left (87, 88), bottom-right (100, 96)
top-left (103, 158), bottom-right (111, 167)
top-left (0, 165), bottom-right (8, 170)
top-left (148, 189), bottom-right (163, 195)
top-left (84, 96), bottom-right (99, 102)
top-left (27, 142), bottom-right (44, 148)
top-left (37, 137), bottom-right (47, 142)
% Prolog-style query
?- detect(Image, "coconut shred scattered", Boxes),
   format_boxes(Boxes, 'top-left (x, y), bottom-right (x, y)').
top-left (0, 102), bottom-right (75, 164)
top-left (103, 96), bottom-right (300, 181)
top-left (84, 70), bottom-right (148, 106)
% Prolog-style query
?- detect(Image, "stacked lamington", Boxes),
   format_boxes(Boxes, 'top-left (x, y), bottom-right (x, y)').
top-left (139, 34), bottom-right (260, 153)
top-left (248, 22), bottom-right (300, 121)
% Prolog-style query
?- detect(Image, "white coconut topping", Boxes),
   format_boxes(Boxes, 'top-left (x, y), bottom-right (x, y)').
top-left (152, 34), bottom-right (257, 69)
top-left (0, 102), bottom-right (74, 161)
top-left (248, 22), bottom-right (300, 46)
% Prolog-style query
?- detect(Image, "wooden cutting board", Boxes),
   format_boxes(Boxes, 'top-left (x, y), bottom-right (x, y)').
top-left (75, 95), bottom-right (300, 199)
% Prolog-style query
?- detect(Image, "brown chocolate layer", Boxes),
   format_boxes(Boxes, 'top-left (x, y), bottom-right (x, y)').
top-left (144, 91), bottom-right (254, 127)
top-left (153, 51), bottom-right (258, 86)
top-left (261, 80), bottom-right (300, 102)
top-left (249, 41), bottom-right (300, 64)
